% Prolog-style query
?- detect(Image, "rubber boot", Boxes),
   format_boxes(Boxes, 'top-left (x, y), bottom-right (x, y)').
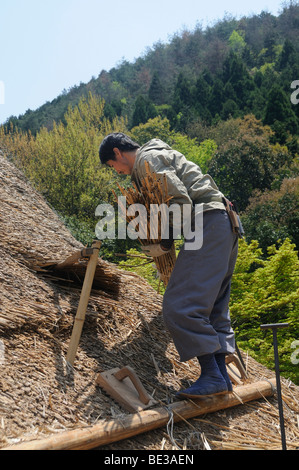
top-left (215, 353), bottom-right (233, 392)
top-left (176, 353), bottom-right (228, 399)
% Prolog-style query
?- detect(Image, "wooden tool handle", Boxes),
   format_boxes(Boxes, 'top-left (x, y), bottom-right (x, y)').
top-left (113, 366), bottom-right (150, 405)
top-left (66, 240), bottom-right (101, 366)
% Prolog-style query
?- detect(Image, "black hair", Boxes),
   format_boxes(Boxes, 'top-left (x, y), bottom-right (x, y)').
top-left (99, 133), bottom-right (140, 164)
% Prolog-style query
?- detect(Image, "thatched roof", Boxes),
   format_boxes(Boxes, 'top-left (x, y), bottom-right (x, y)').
top-left (0, 151), bottom-right (298, 450)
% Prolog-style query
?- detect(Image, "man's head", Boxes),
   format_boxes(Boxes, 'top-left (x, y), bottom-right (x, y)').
top-left (99, 133), bottom-right (140, 175)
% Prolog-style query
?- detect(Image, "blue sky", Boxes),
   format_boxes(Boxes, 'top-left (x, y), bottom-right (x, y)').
top-left (0, 0), bottom-right (285, 124)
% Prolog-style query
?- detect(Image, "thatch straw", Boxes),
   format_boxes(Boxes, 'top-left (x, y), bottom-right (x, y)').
top-left (0, 151), bottom-right (298, 451)
top-left (0, 153), bottom-right (121, 331)
top-left (114, 161), bottom-right (176, 287)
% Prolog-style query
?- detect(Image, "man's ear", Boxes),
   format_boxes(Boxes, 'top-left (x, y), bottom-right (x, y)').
top-left (113, 148), bottom-right (122, 160)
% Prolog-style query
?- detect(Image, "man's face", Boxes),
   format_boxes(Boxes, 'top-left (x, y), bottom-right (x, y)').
top-left (107, 158), bottom-right (131, 175)
top-left (107, 148), bottom-right (133, 175)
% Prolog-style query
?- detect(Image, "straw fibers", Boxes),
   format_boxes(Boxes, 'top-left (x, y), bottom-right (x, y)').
top-left (0, 151), bottom-right (298, 451)
top-left (114, 161), bottom-right (177, 287)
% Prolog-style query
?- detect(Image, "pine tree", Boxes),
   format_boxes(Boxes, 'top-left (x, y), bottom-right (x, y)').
top-left (277, 39), bottom-right (297, 71)
top-left (172, 73), bottom-right (193, 112)
top-left (228, 30), bottom-right (246, 56)
top-left (192, 74), bottom-right (212, 123)
top-left (264, 83), bottom-right (298, 143)
top-left (131, 95), bottom-right (157, 128)
top-left (148, 72), bottom-right (165, 105)
top-left (222, 52), bottom-right (257, 110)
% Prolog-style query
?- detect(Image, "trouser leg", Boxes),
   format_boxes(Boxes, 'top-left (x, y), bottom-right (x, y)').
top-left (209, 232), bottom-right (238, 354)
top-left (163, 209), bottom-right (238, 362)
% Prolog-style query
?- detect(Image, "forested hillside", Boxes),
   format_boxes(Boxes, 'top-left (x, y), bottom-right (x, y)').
top-left (0, 2), bottom-right (298, 383)
top-left (4, 2), bottom-right (299, 144)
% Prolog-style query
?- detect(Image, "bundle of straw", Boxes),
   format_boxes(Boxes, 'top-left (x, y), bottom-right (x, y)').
top-left (114, 161), bottom-right (177, 287)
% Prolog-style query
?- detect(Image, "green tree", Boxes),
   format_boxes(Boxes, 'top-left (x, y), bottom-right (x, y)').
top-left (208, 115), bottom-right (292, 210)
top-left (242, 176), bottom-right (299, 251)
top-left (129, 116), bottom-right (217, 173)
top-left (148, 71), bottom-right (165, 105)
top-left (264, 83), bottom-right (299, 143)
top-left (131, 95), bottom-right (157, 128)
top-left (263, 31), bottom-right (277, 62)
top-left (209, 78), bottom-right (225, 117)
top-left (277, 38), bottom-right (297, 71)
top-left (222, 52), bottom-right (258, 112)
top-left (193, 74), bottom-right (212, 123)
top-left (228, 30), bottom-right (246, 56)
top-left (230, 238), bottom-right (299, 384)
top-left (130, 116), bottom-right (172, 145)
top-left (171, 135), bottom-right (217, 173)
top-left (171, 73), bottom-right (194, 131)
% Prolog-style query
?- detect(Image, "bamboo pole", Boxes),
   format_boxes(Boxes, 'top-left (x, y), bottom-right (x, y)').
top-left (66, 240), bottom-right (102, 366)
top-left (2, 380), bottom-right (276, 451)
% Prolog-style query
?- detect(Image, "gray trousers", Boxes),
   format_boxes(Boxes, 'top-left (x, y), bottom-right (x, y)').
top-left (163, 209), bottom-right (238, 362)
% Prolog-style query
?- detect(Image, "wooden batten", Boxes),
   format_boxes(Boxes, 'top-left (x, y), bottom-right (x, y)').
top-left (2, 380), bottom-right (276, 451)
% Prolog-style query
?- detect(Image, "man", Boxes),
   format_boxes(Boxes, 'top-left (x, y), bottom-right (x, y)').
top-left (99, 132), bottom-right (239, 398)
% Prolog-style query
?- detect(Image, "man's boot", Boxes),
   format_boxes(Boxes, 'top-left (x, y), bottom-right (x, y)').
top-left (176, 353), bottom-right (228, 399)
top-left (215, 353), bottom-right (233, 392)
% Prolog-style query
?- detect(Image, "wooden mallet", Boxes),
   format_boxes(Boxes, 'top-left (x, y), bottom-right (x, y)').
top-left (66, 240), bottom-right (102, 366)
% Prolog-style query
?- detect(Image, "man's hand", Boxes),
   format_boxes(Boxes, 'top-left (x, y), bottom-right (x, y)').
top-left (141, 243), bottom-right (171, 258)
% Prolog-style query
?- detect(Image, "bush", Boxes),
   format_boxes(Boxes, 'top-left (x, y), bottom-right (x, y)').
top-left (207, 115), bottom-right (292, 210)
top-left (230, 238), bottom-right (299, 384)
top-left (242, 177), bottom-right (299, 252)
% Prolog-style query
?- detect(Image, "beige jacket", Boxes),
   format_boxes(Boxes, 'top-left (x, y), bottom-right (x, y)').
top-left (131, 139), bottom-right (225, 212)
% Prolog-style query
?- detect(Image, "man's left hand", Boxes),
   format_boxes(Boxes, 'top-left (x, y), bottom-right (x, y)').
top-left (141, 243), bottom-right (170, 257)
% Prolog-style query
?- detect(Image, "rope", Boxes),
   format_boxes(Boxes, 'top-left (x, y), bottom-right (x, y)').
top-left (165, 406), bottom-right (180, 450)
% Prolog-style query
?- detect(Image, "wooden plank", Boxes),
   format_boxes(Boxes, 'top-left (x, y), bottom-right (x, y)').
top-left (2, 379), bottom-right (276, 451)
